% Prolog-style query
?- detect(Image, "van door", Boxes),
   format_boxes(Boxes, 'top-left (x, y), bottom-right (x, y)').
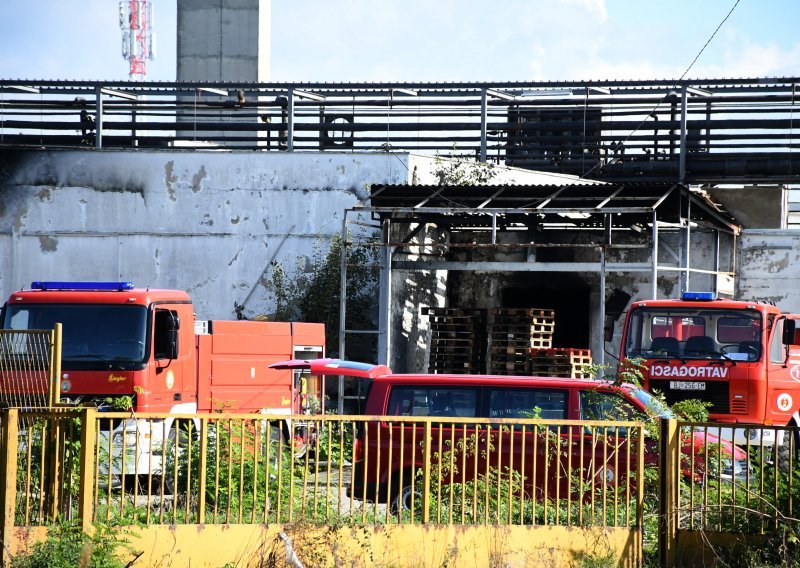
top-left (382, 384), bottom-right (481, 513)
top-left (486, 387), bottom-right (570, 514)
top-left (578, 389), bottom-right (642, 512)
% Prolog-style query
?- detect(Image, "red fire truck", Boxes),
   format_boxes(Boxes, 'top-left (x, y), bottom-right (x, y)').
top-left (618, 291), bottom-right (800, 448)
top-left (0, 281), bottom-right (325, 474)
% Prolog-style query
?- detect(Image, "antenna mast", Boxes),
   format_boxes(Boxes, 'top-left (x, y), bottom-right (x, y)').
top-left (119, 1), bottom-right (156, 81)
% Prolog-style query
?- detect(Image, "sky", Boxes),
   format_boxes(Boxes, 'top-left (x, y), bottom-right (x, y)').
top-left (1, 0), bottom-right (799, 82)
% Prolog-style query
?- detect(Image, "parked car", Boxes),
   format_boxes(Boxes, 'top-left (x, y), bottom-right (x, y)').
top-left (270, 359), bottom-right (747, 511)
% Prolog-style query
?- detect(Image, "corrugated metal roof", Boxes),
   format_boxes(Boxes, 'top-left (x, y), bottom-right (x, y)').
top-left (365, 182), bottom-right (739, 233)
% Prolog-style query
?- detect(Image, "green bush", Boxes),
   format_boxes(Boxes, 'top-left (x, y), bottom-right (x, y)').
top-left (12, 522), bottom-right (136, 568)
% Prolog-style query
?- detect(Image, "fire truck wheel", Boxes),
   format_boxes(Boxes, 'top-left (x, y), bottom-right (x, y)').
top-left (138, 473), bottom-right (171, 497)
top-left (168, 420), bottom-right (195, 447)
top-left (777, 429), bottom-right (798, 472)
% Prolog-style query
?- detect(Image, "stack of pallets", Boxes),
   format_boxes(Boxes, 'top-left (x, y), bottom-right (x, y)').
top-left (489, 308), bottom-right (555, 374)
top-left (423, 307), bottom-right (487, 374)
top-left (529, 348), bottom-right (593, 378)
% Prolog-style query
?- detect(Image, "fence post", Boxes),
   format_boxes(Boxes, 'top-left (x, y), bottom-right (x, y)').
top-left (659, 418), bottom-right (679, 567)
top-left (1, 409), bottom-right (19, 564)
top-left (198, 417), bottom-right (208, 524)
top-left (78, 407), bottom-right (96, 532)
top-left (421, 420), bottom-right (432, 524)
top-left (49, 323), bottom-right (63, 407)
top-left (47, 416), bottom-right (63, 521)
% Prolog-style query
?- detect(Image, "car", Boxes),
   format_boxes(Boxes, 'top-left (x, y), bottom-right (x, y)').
top-left (270, 359), bottom-right (747, 512)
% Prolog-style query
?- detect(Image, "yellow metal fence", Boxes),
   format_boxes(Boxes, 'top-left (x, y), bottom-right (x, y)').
top-left (659, 419), bottom-right (800, 566)
top-left (4, 409), bottom-right (799, 566)
top-left (676, 422), bottom-right (798, 533)
top-left (0, 325), bottom-right (62, 409)
top-left (2, 409), bottom-right (647, 531)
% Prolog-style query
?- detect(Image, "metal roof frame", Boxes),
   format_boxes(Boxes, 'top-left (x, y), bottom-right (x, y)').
top-left (2, 76), bottom-right (799, 184)
top-left (339, 182), bottom-right (741, 373)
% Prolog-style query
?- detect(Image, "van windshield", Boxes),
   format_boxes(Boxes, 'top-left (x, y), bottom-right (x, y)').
top-left (628, 386), bottom-right (675, 418)
top-left (624, 307), bottom-right (762, 362)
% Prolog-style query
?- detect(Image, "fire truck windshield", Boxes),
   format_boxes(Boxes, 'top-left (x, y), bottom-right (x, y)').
top-left (3, 304), bottom-right (148, 369)
top-left (624, 307), bottom-right (762, 362)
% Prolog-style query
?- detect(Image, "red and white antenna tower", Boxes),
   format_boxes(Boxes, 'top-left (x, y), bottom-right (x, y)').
top-left (119, 1), bottom-right (156, 81)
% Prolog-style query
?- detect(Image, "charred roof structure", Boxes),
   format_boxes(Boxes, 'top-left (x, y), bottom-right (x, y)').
top-left (1, 77), bottom-right (799, 185)
top-left (340, 182), bottom-right (740, 371)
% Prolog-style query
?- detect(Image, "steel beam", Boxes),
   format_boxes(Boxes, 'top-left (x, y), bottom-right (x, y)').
top-left (391, 261), bottom-right (653, 272)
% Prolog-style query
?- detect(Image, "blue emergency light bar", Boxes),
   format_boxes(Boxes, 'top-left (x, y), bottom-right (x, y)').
top-left (31, 281), bottom-right (135, 291)
top-left (681, 291), bottom-right (717, 301)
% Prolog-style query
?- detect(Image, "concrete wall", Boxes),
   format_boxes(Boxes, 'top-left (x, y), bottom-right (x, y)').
top-left (707, 186), bottom-right (787, 229)
top-left (0, 149), bottom-right (412, 321)
top-left (177, 0), bottom-right (270, 82)
top-left (738, 229), bottom-right (800, 310)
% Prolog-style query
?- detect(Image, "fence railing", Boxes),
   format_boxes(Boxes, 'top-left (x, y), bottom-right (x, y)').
top-left (0, 325), bottom-right (62, 409)
top-left (659, 419), bottom-right (800, 565)
top-left (6, 408), bottom-right (798, 565)
top-left (3, 409), bottom-right (647, 530)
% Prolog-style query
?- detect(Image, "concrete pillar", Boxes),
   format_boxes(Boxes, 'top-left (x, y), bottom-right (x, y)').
top-left (176, 0), bottom-right (271, 146)
top-left (177, 0), bottom-right (270, 82)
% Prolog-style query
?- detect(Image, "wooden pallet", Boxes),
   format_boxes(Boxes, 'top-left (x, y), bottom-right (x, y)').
top-left (431, 365), bottom-right (484, 374)
top-left (492, 307), bottom-right (555, 319)
top-left (424, 307), bottom-right (488, 374)
top-left (530, 348), bottom-right (592, 364)
top-left (491, 323), bottom-right (555, 335)
top-left (431, 337), bottom-right (482, 345)
top-left (529, 348), bottom-right (592, 378)
top-left (423, 307), bottom-right (487, 317)
top-left (490, 364), bottom-right (531, 374)
top-left (428, 322), bottom-right (485, 333)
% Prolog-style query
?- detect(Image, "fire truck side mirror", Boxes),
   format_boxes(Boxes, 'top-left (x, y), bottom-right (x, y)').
top-left (782, 319), bottom-right (798, 346)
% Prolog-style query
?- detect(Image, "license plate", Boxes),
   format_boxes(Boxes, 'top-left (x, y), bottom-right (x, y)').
top-left (670, 381), bottom-right (706, 391)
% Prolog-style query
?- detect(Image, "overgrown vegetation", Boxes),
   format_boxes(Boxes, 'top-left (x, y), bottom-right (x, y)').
top-left (11, 522), bottom-right (137, 568)
top-left (432, 149), bottom-right (498, 186)
top-left (270, 232), bottom-right (379, 360)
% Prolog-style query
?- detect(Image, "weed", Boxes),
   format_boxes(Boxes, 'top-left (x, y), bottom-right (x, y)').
top-left (11, 522), bottom-right (138, 568)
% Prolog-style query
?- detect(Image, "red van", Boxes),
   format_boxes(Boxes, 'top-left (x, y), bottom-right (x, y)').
top-left (271, 359), bottom-right (747, 512)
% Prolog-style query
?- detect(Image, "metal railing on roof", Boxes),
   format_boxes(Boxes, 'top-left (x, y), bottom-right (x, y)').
top-left (1, 77), bottom-right (799, 184)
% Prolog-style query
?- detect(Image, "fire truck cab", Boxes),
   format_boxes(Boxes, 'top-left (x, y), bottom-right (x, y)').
top-left (619, 291), bottom-right (800, 446)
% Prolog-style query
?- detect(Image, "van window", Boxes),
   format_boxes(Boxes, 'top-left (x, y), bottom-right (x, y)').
top-left (387, 387), bottom-right (478, 417)
top-left (488, 389), bottom-right (567, 419)
top-left (580, 390), bottom-right (642, 421)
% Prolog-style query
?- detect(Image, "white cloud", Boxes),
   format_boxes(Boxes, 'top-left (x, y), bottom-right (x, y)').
top-left (683, 37), bottom-right (800, 80)
top-left (562, 0), bottom-right (608, 23)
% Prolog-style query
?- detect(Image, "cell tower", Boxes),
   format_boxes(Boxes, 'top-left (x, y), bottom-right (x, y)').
top-left (119, 1), bottom-right (156, 81)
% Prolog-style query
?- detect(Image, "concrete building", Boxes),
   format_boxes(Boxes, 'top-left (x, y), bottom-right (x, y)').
top-left (1, 148), bottom-right (795, 379)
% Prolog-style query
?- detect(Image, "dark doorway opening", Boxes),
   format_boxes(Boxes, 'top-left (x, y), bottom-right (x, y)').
top-left (503, 273), bottom-right (591, 349)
